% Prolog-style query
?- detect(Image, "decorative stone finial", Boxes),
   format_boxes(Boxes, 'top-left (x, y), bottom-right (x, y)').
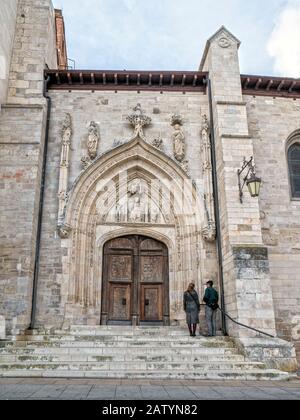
top-left (127, 104), bottom-right (151, 140)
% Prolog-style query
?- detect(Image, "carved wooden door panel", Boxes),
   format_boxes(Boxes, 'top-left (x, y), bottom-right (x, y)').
top-left (140, 285), bottom-right (163, 322)
top-left (109, 284), bottom-right (131, 321)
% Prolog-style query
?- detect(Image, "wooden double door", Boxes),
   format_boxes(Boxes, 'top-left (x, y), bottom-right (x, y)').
top-left (101, 235), bottom-right (169, 326)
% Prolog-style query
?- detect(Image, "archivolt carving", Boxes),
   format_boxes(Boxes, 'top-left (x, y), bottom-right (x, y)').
top-left (60, 134), bottom-right (205, 325)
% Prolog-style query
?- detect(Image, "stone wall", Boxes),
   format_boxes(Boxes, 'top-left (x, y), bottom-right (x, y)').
top-left (245, 95), bottom-right (300, 358)
top-left (0, 0), bottom-right (18, 107)
top-left (0, 0), bottom-right (58, 330)
top-left (33, 90), bottom-right (220, 328)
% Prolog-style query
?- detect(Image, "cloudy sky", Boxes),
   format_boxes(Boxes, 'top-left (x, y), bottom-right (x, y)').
top-left (52, 0), bottom-right (300, 77)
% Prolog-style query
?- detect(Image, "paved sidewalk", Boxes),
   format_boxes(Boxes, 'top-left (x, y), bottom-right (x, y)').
top-left (0, 378), bottom-right (299, 400)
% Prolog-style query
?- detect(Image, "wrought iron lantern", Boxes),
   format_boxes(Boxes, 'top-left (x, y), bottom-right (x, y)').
top-left (238, 157), bottom-right (262, 203)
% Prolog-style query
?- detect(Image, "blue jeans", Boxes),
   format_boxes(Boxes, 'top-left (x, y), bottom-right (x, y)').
top-left (205, 306), bottom-right (217, 336)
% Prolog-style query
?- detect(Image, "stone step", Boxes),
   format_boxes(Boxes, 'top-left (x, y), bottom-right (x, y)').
top-left (23, 327), bottom-right (201, 337)
top-left (0, 361), bottom-right (267, 371)
top-left (0, 353), bottom-right (246, 363)
top-left (1, 340), bottom-right (235, 349)
top-left (0, 346), bottom-right (240, 356)
top-left (0, 368), bottom-right (290, 381)
top-left (7, 335), bottom-right (234, 345)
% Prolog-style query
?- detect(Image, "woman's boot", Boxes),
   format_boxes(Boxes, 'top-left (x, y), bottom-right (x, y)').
top-left (192, 324), bottom-right (197, 337)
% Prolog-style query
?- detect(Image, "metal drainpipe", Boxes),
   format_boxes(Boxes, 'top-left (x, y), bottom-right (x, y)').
top-left (207, 78), bottom-right (228, 336)
top-left (29, 75), bottom-right (51, 330)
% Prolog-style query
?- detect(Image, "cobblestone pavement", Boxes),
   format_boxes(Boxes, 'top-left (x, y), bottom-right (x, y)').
top-left (0, 378), bottom-right (299, 400)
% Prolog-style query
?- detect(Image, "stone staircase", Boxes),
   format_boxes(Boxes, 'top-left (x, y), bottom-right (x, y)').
top-left (0, 326), bottom-right (291, 380)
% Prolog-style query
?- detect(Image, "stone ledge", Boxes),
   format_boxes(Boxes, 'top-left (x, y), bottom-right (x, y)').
top-left (234, 337), bottom-right (299, 373)
top-left (2, 104), bottom-right (45, 110)
top-left (216, 101), bottom-right (247, 106)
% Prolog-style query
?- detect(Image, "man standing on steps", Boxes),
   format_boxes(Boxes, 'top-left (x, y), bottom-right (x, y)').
top-left (203, 281), bottom-right (219, 337)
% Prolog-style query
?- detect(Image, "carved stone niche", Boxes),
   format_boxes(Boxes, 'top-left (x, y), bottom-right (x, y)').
top-left (57, 224), bottom-right (72, 239)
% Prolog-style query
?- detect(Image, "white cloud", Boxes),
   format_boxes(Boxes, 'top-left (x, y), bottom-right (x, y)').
top-left (267, 1), bottom-right (300, 77)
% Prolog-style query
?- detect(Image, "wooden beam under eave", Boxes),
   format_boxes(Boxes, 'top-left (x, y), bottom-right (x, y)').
top-left (182, 74), bottom-right (186, 87)
top-left (103, 73), bottom-right (106, 85)
top-left (277, 80), bottom-right (285, 91)
top-left (55, 72), bottom-right (61, 84)
top-left (193, 74), bottom-right (198, 87)
top-left (79, 72), bottom-right (84, 85)
top-left (137, 74), bottom-right (141, 86)
top-left (114, 74), bottom-right (118, 85)
top-left (91, 73), bottom-right (95, 84)
top-left (266, 79), bottom-right (274, 91)
top-left (149, 74), bottom-right (152, 86)
top-left (126, 74), bottom-right (130, 85)
top-left (255, 78), bottom-right (262, 90)
top-left (171, 74), bottom-right (175, 86)
top-left (67, 72), bottom-right (72, 85)
top-left (289, 81), bottom-right (297, 92)
top-left (243, 77), bottom-right (250, 89)
top-left (159, 74), bottom-right (163, 86)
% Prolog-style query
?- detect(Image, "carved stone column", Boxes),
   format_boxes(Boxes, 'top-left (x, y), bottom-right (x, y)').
top-left (201, 114), bottom-right (216, 242)
top-left (58, 113), bottom-right (72, 234)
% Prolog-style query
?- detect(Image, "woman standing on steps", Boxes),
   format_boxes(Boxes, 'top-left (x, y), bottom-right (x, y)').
top-left (183, 283), bottom-right (201, 337)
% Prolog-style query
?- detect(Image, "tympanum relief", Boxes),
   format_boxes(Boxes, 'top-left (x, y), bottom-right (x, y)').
top-left (101, 179), bottom-right (170, 225)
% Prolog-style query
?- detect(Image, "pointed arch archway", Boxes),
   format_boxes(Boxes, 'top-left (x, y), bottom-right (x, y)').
top-left (60, 135), bottom-right (206, 327)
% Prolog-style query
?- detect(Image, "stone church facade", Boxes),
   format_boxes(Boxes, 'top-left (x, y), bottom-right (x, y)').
top-left (0, 0), bottom-right (300, 369)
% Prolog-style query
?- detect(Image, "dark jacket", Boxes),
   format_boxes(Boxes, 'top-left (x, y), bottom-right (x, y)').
top-left (184, 291), bottom-right (200, 312)
top-left (203, 287), bottom-right (219, 306)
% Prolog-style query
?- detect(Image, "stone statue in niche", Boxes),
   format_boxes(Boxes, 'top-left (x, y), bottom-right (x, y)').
top-left (128, 179), bottom-right (146, 223)
top-left (171, 114), bottom-right (186, 163)
top-left (60, 113), bottom-right (72, 168)
top-left (87, 121), bottom-right (100, 160)
top-left (81, 121), bottom-right (100, 170)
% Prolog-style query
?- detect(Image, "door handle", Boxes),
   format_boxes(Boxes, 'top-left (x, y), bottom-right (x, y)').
top-left (145, 299), bottom-right (150, 306)
top-left (122, 298), bottom-right (127, 306)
